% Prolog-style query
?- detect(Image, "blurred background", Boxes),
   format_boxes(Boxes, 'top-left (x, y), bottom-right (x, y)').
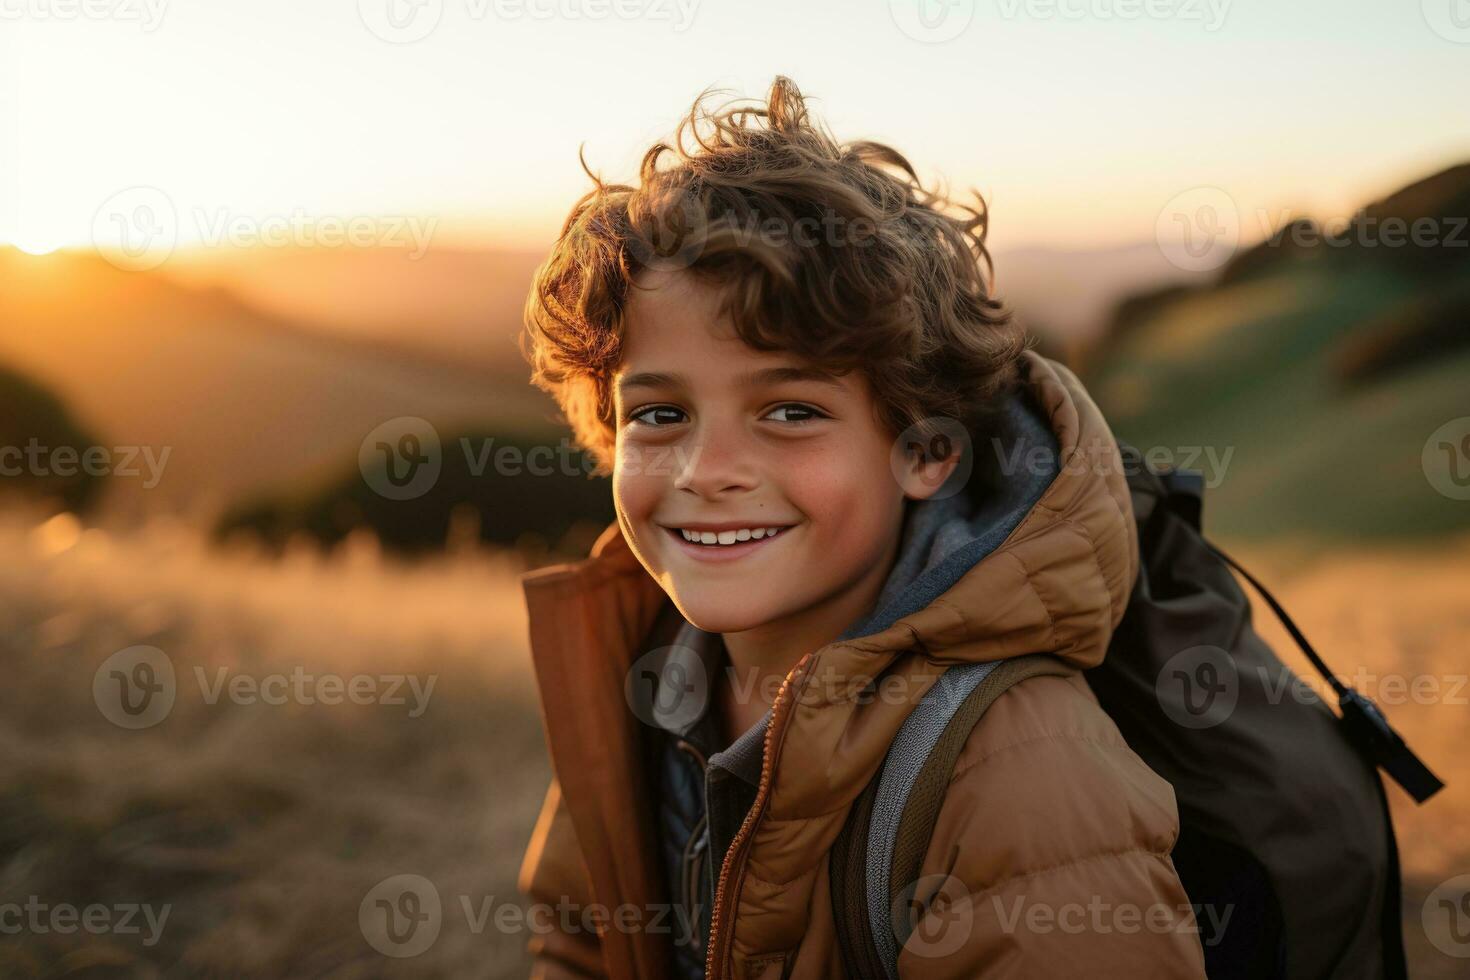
top-left (1, 0), bottom-right (1468, 975)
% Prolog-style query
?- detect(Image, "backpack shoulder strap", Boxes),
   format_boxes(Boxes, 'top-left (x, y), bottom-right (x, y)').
top-left (830, 654), bottom-right (1075, 978)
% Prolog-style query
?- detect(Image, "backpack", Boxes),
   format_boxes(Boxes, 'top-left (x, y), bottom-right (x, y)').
top-left (830, 440), bottom-right (1443, 979)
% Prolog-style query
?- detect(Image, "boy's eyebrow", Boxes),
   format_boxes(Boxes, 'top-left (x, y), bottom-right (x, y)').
top-left (617, 365), bottom-right (846, 396)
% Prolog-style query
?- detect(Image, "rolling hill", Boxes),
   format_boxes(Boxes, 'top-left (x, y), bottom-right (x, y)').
top-left (0, 248), bottom-right (565, 524)
top-left (1081, 163), bottom-right (1470, 543)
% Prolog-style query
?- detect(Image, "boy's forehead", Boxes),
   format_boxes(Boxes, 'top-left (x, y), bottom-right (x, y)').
top-left (616, 338), bottom-right (857, 404)
top-left (625, 268), bottom-right (723, 327)
top-left (618, 268), bottom-right (858, 396)
top-left (621, 270), bottom-right (754, 359)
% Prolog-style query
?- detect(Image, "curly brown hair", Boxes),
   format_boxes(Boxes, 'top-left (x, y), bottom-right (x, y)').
top-left (521, 76), bottom-right (1029, 493)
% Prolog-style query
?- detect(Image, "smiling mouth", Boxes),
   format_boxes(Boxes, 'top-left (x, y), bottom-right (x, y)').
top-left (659, 523), bottom-right (796, 559)
top-left (665, 525), bottom-right (792, 547)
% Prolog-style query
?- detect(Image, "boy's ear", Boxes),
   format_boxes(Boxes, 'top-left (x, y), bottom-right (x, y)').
top-left (894, 440), bottom-right (964, 502)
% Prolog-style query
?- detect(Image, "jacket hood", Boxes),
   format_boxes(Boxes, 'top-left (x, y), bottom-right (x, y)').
top-left (839, 371), bottom-right (1063, 644)
top-left (517, 352), bottom-right (1139, 979)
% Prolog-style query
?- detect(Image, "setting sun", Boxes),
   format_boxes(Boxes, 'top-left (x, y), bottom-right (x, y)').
top-left (10, 236), bottom-right (63, 257)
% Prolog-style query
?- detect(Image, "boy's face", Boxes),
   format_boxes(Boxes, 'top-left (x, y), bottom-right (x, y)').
top-left (612, 268), bottom-right (956, 636)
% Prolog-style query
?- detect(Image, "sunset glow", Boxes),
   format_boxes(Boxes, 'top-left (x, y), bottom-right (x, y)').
top-left (2, 0), bottom-right (1466, 256)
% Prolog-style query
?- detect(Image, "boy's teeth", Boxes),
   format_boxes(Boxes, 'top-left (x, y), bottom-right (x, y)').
top-left (680, 526), bottom-right (786, 546)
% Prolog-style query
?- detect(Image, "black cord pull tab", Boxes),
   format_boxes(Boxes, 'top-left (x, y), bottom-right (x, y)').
top-left (1338, 690), bottom-right (1445, 804)
top-left (1198, 525), bottom-right (1444, 805)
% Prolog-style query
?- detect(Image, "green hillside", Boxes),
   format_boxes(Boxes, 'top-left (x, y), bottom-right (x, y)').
top-left (1083, 165), bottom-right (1470, 542)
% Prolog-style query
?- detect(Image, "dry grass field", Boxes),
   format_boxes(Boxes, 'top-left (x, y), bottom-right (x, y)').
top-left (0, 508), bottom-right (1466, 977)
top-left (0, 511), bottom-right (550, 977)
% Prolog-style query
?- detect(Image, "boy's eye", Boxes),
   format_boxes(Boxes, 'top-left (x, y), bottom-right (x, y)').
top-left (626, 405), bottom-right (688, 427)
top-left (624, 403), bottom-right (828, 427)
top-left (764, 403), bottom-right (826, 424)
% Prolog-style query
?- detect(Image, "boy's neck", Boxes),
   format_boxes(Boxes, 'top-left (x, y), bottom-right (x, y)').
top-left (715, 520), bottom-right (904, 746)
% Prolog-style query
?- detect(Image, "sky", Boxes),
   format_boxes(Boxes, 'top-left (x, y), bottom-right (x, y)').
top-left (1, 0), bottom-right (1468, 256)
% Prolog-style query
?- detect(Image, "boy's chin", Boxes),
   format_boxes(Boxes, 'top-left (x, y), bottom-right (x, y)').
top-left (664, 588), bottom-right (782, 636)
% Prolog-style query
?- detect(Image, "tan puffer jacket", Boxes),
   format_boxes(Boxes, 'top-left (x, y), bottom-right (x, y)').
top-left (517, 354), bottom-right (1209, 979)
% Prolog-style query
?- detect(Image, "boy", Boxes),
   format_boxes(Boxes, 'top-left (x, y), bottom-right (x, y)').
top-left (517, 77), bottom-right (1207, 979)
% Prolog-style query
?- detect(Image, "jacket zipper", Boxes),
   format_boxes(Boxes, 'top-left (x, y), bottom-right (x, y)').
top-left (702, 652), bottom-right (814, 980)
top-left (683, 815), bottom-right (709, 953)
top-left (674, 738), bottom-right (710, 955)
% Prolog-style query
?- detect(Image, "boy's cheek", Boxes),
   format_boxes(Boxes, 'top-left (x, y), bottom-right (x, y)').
top-left (611, 471), bottom-right (667, 555)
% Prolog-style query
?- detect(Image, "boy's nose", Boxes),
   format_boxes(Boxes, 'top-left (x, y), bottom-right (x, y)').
top-left (671, 424), bottom-right (759, 499)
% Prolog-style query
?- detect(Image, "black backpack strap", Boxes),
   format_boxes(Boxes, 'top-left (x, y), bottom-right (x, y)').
top-left (1204, 541), bottom-right (1443, 803)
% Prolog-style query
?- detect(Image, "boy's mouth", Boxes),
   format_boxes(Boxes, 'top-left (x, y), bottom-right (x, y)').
top-left (659, 523), bottom-right (796, 563)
